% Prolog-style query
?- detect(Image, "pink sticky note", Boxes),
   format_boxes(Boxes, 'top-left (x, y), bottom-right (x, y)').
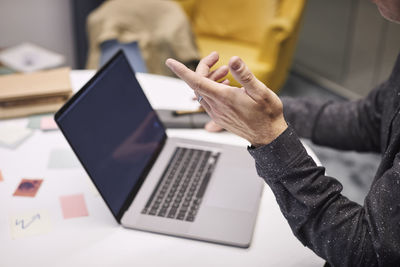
top-left (59, 194), bottom-right (89, 219)
top-left (40, 116), bottom-right (58, 131)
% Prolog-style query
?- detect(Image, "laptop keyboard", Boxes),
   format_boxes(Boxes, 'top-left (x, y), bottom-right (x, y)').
top-left (142, 147), bottom-right (220, 222)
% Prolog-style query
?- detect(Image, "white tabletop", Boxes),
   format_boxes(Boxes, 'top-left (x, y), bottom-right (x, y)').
top-left (0, 71), bottom-right (324, 267)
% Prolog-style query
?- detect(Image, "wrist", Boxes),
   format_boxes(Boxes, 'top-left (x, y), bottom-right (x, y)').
top-left (251, 120), bottom-right (288, 148)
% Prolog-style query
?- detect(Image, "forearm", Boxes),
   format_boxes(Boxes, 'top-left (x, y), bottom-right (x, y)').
top-left (281, 96), bottom-right (330, 139)
top-left (282, 91), bottom-right (382, 152)
top-left (248, 126), bottom-right (400, 266)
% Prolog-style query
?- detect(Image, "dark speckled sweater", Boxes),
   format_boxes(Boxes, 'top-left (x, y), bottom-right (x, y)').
top-left (248, 53), bottom-right (400, 267)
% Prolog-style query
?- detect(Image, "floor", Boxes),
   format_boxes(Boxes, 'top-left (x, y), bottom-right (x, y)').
top-left (278, 71), bottom-right (381, 205)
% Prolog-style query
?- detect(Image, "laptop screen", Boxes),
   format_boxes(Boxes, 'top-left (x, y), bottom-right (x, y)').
top-left (55, 52), bottom-right (166, 220)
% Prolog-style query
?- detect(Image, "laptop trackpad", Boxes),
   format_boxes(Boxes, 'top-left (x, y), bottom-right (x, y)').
top-left (203, 167), bottom-right (262, 213)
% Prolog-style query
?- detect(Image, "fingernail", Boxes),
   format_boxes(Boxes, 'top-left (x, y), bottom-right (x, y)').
top-left (231, 59), bottom-right (240, 70)
top-left (165, 59), bottom-right (174, 70)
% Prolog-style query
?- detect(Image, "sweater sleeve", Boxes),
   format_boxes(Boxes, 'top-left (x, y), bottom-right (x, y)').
top-left (281, 82), bottom-right (386, 153)
top-left (248, 126), bottom-right (400, 266)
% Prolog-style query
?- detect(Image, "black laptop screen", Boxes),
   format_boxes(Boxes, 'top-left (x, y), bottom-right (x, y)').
top-left (56, 52), bottom-right (165, 219)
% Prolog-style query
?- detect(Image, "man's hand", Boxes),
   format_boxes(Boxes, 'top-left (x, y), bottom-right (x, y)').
top-left (166, 55), bottom-right (288, 147)
top-left (194, 52), bottom-right (228, 132)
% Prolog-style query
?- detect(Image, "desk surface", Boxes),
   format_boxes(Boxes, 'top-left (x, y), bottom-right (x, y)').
top-left (0, 71), bottom-right (324, 267)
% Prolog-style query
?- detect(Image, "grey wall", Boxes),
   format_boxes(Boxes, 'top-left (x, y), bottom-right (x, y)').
top-left (293, 0), bottom-right (400, 99)
top-left (0, 0), bottom-right (75, 68)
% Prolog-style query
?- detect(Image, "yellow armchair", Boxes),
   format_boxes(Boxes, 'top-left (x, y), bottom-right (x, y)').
top-left (175, 0), bottom-right (307, 92)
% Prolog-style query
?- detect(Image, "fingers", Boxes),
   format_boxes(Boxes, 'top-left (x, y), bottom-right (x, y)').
top-left (228, 56), bottom-right (271, 102)
top-left (208, 65), bottom-right (229, 81)
top-left (196, 52), bottom-right (228, 82)
top-left (205, 120), bottom-right (224, 132)
top-left (196, 51), bottom-right (228, 82)
top-left (196, 51), bottom-right (219, 76)
top-left (166, 58), bottom-right (227, 99)
top-left (221, 79), bottom-right (230, 85)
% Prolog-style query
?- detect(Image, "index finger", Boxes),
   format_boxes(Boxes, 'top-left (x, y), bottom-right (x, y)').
top-left (166, 58), bottom-right (227, 98)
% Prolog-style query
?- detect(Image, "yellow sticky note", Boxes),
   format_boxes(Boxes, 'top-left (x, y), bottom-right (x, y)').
top-left (9, 210), bottom-right (52, 239)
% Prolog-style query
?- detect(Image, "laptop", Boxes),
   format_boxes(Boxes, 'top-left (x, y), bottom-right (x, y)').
top-left (55, 51), bottom-right (263, 248)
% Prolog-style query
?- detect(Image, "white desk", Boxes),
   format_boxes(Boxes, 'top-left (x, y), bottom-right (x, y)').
top-left (0, 71), bottom-right (324, 267)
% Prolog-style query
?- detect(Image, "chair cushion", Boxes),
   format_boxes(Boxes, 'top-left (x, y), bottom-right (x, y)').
top-left (193, 0), bottom-right (277, 45)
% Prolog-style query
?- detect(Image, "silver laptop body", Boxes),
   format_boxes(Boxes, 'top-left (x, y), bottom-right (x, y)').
top-left (122, 136), bottom-right (263, 247)
top-left (55, 51), bottom-right (263, 248)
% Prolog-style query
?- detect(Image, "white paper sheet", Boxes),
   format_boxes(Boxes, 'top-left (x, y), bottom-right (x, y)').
top-left (0, 124), bottom-right (33, 148)
top-left (0, 43), bottom-right (65, 73)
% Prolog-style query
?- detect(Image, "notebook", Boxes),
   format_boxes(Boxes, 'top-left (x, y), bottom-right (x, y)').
top-left (55, 51), bottom-right (263, 248)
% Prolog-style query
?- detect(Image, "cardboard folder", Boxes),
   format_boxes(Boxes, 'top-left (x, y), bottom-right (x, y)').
top-left (0, 68), bottom-right (72, 119)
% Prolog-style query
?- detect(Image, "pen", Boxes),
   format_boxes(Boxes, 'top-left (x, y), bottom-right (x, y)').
top-left (172, 107), bottom-right (205, 116)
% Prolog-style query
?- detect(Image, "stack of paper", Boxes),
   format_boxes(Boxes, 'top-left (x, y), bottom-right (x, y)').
top-left (0, 68), bottom-right (72, 119)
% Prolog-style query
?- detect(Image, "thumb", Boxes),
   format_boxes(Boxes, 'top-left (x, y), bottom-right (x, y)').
top-left (228, 56), bottom-right (269, 102)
